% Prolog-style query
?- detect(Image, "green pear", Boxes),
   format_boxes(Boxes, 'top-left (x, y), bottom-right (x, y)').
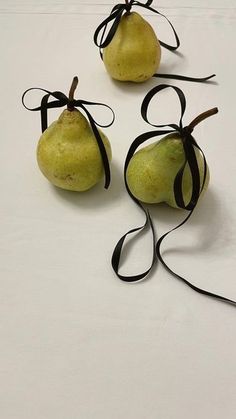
top-left (126, 133), bottom-right (209, 208)
top-left (36, 78), bottom-right (112, 192)
top-left (37, 110), bottom-right (111, 191)
top-left (103, 11), bottom-right (161, 82)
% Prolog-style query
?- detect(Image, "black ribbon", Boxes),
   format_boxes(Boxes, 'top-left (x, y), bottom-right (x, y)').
top-left (22, 87), bottom-right (115, 189)
top-left (112, 84), bottom-right (236, 306)
top-left (153, 73), bottom-right (216, 83)
top-left (94, 1), bottom-right (216, 83)
top-left (94, 0), bottom-right (180, 58)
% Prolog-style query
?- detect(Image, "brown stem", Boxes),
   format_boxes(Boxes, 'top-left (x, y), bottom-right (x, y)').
top-left (67, 76), bottom-right (79, 110)
top-left (125, 0), bottom-right (129, 4)
top-left (188, 107), bottom-right (218, 131)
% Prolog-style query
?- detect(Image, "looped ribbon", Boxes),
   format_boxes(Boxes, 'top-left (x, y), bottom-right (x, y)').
top-left (94, 1), bottom-right (216, 83)
top-left (94, 0), bottom-right (180, 57)
top-left (112, 84), bottom-right (236, 306)
top-left (22, 87), bottom-right (115, 189)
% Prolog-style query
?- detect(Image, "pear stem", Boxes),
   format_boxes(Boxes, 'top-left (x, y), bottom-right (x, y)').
top-left (188, 107), bottom-right (218, 131)
top-left (67, 76), bottom-right (79, 111)
top-left (125, 0), bottom-right (129, 4)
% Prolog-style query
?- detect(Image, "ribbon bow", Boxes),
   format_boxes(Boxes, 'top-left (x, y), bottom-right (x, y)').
top-left (138, 84), bottom-right (216, 210)
top-left (94, 1), bottom-right (216, 83)
top-left (94, 0), bottom-right (180, 57)
top-left (112, 85), bottom-right (236, 306)
top-left (22, 77), bottom-right (115, 189)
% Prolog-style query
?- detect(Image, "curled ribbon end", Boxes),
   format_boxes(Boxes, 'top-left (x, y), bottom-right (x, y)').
top-left (104, 172), bottom-right (111, 189)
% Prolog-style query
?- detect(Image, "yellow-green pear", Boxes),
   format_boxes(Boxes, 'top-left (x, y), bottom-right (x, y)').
top-left (103, 11), bottom-right (161, 82)
top-left (126, 133), bottom-right (209, 208)
top-left (37, 79), bottom-right (112, 192)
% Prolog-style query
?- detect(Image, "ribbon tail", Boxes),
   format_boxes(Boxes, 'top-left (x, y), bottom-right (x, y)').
top-left (156, 224), bottom-right (236, 307)
top-left (173, 160), bottom-right (188, 209)
top-left (111, 203), bottom-right (157, 282)
top-left (153, 74), bottom-right (216, 83)
top-left (91, 122), bottom-right (111, 189)
top-left (112, 128), bottom-right (174, 282)
top-left (192, 142), bottom-right (208, 195)
top-left (82, 112), bottom-right (111, 189)
top-left (77, 101), bottom-right (115, 189)
top-left (173, 136), bottom-right (201, 211)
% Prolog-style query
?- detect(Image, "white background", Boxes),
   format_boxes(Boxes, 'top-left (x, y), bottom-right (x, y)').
top-left (1, 1), bottom-right (236, 418)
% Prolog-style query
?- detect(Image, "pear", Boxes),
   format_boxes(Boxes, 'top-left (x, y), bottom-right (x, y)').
top-left (103, 11), bottom-right (161, 82)
top-left (37, 78), bottom-right (112, 191)
top-left (126, 133), bottom-right (209, 208)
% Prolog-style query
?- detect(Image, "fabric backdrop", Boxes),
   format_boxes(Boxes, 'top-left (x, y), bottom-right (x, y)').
top-left (0, 1), bottom-right (236, 418)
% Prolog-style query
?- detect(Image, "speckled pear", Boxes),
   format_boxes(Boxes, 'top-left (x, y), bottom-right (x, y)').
top-left (103, 11), bottom-right (161, 82)
top-left (126, 133), bottom-right (209, 208)
top-left (36, 78), bottom-right (112, 191)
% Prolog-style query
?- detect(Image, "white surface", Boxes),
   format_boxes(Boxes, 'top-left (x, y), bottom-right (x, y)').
top-left (1, 1), bottom-right (236, 418)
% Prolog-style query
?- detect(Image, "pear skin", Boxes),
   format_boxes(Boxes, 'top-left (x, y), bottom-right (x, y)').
top-left (103, 12), bottom-right (161, 82)
top-left (126, 133), bottom-right (209, 208)
top-left (37, 109), bottom-right (112, 191)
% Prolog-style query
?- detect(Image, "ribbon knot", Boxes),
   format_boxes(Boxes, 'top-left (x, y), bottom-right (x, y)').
top-left (179, 125), bottom-right (194, 139)
top-left (124, 0), bottom-right (133, 12)
top-left (67, 99), bottom-right (77, 111)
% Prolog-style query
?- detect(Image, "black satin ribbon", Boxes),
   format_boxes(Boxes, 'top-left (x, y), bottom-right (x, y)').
top-left (94, 0), bottom-right (180, 58)
top-left (22, 88), bottom-right (115, 189)
top-left (112, 84), bottom-right (236, 306)
top-left (153, 73), bottom-right (216, 83)
top-left (94, 1), bottom-right (216, 83)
